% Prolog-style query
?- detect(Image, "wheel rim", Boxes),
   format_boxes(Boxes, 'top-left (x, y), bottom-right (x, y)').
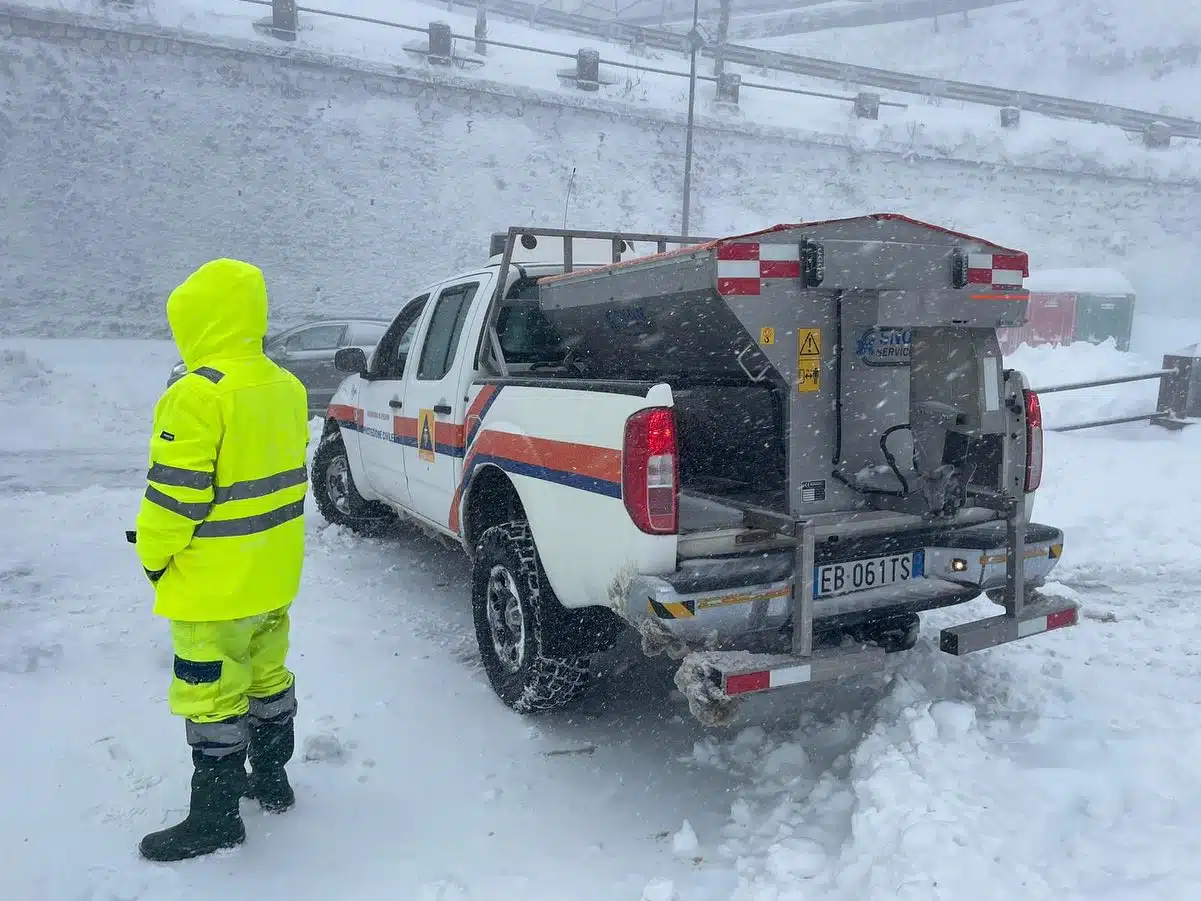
top-left (485, 564), bottom-right (526, 674)
top-left (325, 454), bottom-right (353, 516)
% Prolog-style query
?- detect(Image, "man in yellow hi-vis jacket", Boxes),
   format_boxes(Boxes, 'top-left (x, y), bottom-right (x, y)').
top-left (135, 258), bottom-right (309, 862)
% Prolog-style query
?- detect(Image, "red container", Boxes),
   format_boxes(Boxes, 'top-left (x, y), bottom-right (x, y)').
top-left (998, 292), bottom-right (1077, 354)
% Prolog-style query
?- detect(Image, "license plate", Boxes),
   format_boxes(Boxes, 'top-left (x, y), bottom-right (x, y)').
top-left (814, 550), bottom-right (924, 598)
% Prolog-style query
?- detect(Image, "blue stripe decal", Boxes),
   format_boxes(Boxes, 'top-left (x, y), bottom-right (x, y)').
top-left (339, 420), bottom-right (465, 458)
top-left (465, 453), bottom-right (623, 499)
top-left (340, 405), bottom-right (617, 499)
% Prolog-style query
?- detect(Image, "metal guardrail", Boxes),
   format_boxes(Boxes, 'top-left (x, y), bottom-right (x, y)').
top-left (238, 0), bottom-right (908, 109)
top-left (1032, 358), bottom-right (1199, 433)
top-left (416, 0), bottom-right (1201, 139)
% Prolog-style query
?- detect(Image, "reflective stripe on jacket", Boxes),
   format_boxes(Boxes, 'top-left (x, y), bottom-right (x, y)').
top-left (135, 259), bottom-right (309, 622)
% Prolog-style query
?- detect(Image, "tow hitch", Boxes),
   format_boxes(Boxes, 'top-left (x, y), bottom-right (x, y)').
top-left (938, 492), bottom-right (1077, 655)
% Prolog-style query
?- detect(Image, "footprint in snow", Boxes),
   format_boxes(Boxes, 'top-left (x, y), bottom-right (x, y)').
top-left (302, 731), bottom-right (352, 764)
top-left (419, 878), bottom-right (471, 900)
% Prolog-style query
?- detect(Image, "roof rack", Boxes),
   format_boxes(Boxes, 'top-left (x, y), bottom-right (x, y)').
top-left (476, 227), bottom-right (717, 375)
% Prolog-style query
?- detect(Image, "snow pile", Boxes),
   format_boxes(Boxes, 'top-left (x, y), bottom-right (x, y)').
top-left (761, 0), bottom-right (1201, 117)
top-left (0, 340), bottom-right (177, 453)
top-left (0, 348), bottom-right (56, 398)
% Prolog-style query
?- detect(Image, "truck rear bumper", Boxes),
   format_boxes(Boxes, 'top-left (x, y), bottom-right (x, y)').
top-left (624, 521), bottom-right (1064, 643)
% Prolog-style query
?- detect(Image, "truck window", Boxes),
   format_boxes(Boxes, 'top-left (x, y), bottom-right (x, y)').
top-left (496, 300), bottom-right (566, 364)
top-left (369, 295), bottom-right (428, 380)
top-left (417, 282), bottom-right (479, 381)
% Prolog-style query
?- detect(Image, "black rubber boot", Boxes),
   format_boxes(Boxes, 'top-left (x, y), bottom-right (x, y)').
top-left (139, 750), bottom-right (247, 862)
top-left (245, 720), bottom-right (296, 813)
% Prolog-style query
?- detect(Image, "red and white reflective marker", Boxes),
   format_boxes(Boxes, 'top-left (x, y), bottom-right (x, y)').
top-left (725, 662), bottom-right (813, 696)
top-left (715, 242), bottom-right (802, 296)
top-left (1017, 605), bottom-right (1078, 638)
top-left (966, 252), bottom-right (1028, 288)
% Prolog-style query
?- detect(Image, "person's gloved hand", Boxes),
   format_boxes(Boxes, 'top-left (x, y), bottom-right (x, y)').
top-left (144, 566), bottom-right (166, 584)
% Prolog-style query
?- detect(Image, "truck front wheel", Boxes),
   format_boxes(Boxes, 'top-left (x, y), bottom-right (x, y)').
top-left (311, 432), bottom-right (396, 536)
top-left (471, 520), bottom-right (592, 713)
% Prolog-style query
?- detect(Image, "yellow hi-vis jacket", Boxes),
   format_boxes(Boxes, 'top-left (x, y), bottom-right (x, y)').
top-left (135, 259), bottom-right (309, 622)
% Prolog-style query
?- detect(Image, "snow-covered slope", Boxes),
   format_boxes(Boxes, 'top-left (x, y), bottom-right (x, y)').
top-left (3, 14), bottom-right (1200, 340)
top-left (5, 332), bottom-right (1201, 901)
top-left (14, 0), bottom-right (1201, 178)
top-left (757, 0), bottom-right (1201, 118)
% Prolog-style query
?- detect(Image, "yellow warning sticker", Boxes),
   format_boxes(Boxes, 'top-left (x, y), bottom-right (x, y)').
top-left (759, 326), bottom-right (776, 346)
top-left (417, 408), bottom-right (436, 463)
top-left (797, 327), bottom-right (822, 393)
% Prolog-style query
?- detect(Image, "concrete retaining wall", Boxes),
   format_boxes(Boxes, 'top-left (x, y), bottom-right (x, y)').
top-left (2, 2), bottom-right (1197, 335)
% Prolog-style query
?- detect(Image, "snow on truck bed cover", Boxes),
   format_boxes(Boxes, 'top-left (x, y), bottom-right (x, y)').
top-left (535, 213), bottom-right (1029, 284)
top-left (1024, 267), bottom-right (1136, 295)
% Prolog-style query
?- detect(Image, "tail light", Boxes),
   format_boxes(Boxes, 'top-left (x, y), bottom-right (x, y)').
top-left (1023, 388), bottom-right (1043, 492)
top-left (623, 407), bottom-right (678, 535)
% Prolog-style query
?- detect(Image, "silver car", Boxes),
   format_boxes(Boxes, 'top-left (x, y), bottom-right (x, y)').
top-left (166, 317), bottom-right (390, 417)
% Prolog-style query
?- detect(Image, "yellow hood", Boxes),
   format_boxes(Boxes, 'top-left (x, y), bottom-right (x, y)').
top-left (167, 259), bottom-right (269, 369)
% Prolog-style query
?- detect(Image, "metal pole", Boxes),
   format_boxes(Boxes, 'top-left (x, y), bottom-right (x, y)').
top-left (680, 0), bottom-right (699, 237)
top-left (1003, 499), bottom-right (1026, 618)
top-left (1050, 411), bottom-right (1170, 432)
top-left (1033, 368), bottom-right (1176, 394)
top-left (792, 520), bottom-right (815, 657)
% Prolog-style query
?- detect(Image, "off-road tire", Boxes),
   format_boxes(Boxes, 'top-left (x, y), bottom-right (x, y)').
top-left (471, 520), bottom-right (592, 713)
top-left (311, 432), bottom-right (397, 536)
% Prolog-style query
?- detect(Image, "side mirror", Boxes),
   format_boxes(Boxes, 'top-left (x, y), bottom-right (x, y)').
top-left (334, 346), bottom-right (368, 374)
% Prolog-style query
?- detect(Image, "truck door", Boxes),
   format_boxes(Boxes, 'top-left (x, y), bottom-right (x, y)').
top-left (401, 274), bottom-right (487, 531)
top-left (356, 294), bottom-right (430, 506)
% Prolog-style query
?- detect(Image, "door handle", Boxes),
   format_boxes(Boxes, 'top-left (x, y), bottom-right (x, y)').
top-left (433, 403), bottom-right (452, 415)
top-left (389, 399), bottom-right (403, 409)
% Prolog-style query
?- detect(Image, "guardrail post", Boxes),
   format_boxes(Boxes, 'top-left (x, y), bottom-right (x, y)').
top-left (854, 91), bottom-right (880, 120)
top-left (712, 0), bottom-right (731, 79)
top-left (575, 48), bottom-right (601, 91)
top-left (428, 21), bottom-right (453, 64)
top-left (474, 3), bottom-right (487, 55)
top-left (1000, 106), bottom-right (1020, 129)
top-left (1154, 346), bottom-right (1201, 427)
top-left (715, 72), bottom-right (740, 107)
top-left (1143, 122), bottom-right (1171, 148)
top-left (251, 0), bottom-right (297, 41)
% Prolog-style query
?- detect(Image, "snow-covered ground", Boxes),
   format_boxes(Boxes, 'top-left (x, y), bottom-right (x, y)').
top-left (5, 322), bottom-right (1201, 900)
top-left (21, 0), bottom-right (1201, 182)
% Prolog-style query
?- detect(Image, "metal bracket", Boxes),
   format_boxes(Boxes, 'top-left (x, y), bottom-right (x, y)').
top-left (735, 344), bottom-right (772, 383)
top-left (1003, 497), bottom-right (1026, 618)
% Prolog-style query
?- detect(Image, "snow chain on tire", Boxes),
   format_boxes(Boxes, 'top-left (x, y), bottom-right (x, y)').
top-left (311, 433), bottom-right (396, 536)
top-left (472, 520), bottom-right (593, 713)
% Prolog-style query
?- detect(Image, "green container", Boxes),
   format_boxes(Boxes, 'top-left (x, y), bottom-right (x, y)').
top-left (1072, 292), bottom-right (1136, 351)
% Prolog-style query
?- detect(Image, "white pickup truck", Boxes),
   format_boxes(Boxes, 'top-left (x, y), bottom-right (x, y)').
top-left (313, 217), bottom-right (1076, 724)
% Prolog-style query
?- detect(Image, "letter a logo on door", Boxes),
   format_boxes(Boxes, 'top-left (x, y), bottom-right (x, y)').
top-left (418, 409), bottom-right (436, 463)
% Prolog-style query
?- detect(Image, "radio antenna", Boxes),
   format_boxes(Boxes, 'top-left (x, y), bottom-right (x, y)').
top-left (563, 167), bottom-right (577, 229)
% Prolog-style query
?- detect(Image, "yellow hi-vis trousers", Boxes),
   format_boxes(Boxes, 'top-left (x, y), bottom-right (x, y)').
top-left (169, 605), bottom-right (296, 757)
